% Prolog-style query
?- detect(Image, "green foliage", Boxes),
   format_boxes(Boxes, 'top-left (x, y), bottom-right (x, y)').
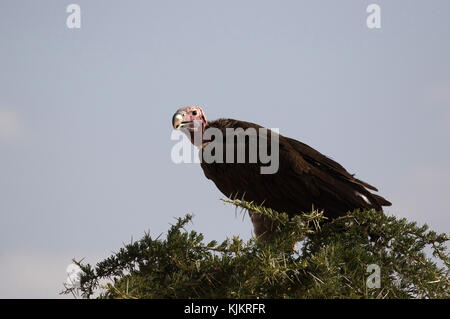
top-left (62, 199), bottom-right (449, 299)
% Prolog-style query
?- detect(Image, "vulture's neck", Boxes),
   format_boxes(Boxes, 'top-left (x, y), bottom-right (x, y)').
top-left (199, 121), bottom-right (217, 149)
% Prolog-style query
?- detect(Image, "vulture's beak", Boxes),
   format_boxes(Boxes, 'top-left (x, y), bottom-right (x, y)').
top-left (172, 112), bottom-right (185, 129)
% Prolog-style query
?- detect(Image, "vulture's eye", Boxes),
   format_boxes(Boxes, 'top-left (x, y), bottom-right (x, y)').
top-left (192, 110), bottom-right (198, 116)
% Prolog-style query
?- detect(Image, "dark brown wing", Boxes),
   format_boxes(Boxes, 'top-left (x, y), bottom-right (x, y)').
top-left (283, 137), bottom-right (379, 191)
top-left (200, 119), bottom-right (391, 219)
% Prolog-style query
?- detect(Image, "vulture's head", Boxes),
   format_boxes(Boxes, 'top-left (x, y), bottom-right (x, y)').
top-left (172, 106), bottom-right (207, 146)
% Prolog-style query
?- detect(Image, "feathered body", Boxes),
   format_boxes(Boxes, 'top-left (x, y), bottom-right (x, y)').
top-left (201, 119), bottom-right (391, 219)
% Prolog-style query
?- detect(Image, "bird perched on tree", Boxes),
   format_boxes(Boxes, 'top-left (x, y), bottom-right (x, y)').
top-left (172, 105), bottom-right (391, 241)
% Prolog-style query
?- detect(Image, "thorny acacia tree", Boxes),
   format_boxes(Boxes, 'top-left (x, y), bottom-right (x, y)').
top-left (63, 199), bottom-right (449, 299)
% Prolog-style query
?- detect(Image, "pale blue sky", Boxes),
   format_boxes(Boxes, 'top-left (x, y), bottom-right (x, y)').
top-left (0, 0), bottom-right (449, 298)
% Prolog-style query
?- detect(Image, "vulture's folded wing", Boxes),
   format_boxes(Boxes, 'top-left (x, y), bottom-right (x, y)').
top-left (200, 119), bottom-right (390, 218)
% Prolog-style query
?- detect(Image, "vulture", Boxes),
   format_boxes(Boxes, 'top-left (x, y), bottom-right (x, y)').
top-left (172, 105), bottom-right (391, 241)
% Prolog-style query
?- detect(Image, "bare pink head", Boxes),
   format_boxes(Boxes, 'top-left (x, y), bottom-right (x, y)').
top-left (172, 105), bottom-right (207, 146)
